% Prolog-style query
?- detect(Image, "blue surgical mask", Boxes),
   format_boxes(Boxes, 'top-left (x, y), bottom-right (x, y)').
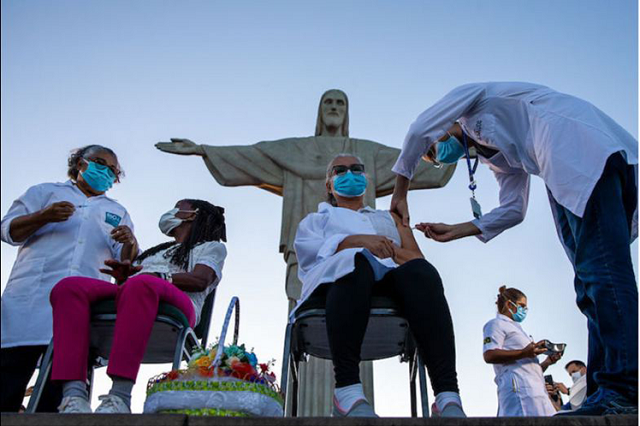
top-left (435, 135), bottom-right (465, 164)
top-left (332, 171), bottom-right (368, 197)
top-left (509, 300), bottom-right (528, 323)
top-left (81, 159), bottom-right (116, 192)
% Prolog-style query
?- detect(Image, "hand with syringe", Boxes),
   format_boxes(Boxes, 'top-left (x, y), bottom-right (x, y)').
top-left (411, 221), bottom-right (482, 243)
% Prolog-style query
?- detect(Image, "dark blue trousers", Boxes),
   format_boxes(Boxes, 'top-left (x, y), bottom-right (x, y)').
top-left (549, 152), bottom-right (638, 403)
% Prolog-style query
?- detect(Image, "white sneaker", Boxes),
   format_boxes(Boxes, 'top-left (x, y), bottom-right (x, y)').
top-left (94, 394), bottom-right (131, 414)
top-left (57, 396), bottom-right (92, 413)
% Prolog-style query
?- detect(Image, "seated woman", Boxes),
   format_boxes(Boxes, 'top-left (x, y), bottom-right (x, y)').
top-left (49, 199), bottom-right (227, 414)
top-left (293, 154), bottom-right (465, 418)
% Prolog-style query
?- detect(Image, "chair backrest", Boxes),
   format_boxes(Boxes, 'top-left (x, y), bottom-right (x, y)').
top-left (194, 288), bottom-right (217, 346)
top-left (292, 296), bottom-right (416, 362)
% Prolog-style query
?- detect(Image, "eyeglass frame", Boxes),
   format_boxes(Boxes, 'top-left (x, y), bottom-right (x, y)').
top-left (83, 157), bottom-right (121, 182)
top-left (331, 163), bottom-right (366, 176)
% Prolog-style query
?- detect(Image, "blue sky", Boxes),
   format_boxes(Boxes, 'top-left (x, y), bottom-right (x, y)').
top-left (1, 0), bottom-right (637, 416)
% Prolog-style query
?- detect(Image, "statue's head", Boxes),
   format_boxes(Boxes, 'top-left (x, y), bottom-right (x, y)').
top-left (315, 89), bottom-right (349, 137)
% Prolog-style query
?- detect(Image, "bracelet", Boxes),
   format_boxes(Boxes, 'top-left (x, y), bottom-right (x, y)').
top-left (158, 272), bottom-right (173, 283)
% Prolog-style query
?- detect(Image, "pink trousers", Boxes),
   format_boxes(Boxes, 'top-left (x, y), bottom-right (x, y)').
top-left (49, 274), bottom-right (196, 383)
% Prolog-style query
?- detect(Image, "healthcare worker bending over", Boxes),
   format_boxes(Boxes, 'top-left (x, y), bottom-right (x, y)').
top-left (390, 82), bottom-right (638, 415)
top-left (0, 145), bottom-right (138, 412)
top-left (483, 286), bottom-right (561, 417)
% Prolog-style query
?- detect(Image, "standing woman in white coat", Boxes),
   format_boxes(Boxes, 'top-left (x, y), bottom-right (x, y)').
top-left (483, 286), bottom-right (561, 417)
top-left (0, 145), bottom-right (138, 412)
top-left (390, 82), bottom-right (638, 415)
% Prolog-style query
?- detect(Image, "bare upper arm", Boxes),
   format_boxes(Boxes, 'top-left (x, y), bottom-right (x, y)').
top-left (390, 212), bottom-right (423, 257)
top-left (192, 264), bottom-right (217, 287)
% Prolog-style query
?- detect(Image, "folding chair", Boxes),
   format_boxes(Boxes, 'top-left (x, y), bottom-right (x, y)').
top-left (26, 289), bottom-right (217, 413)
top-left (281, 295), bottom-right (430, 417)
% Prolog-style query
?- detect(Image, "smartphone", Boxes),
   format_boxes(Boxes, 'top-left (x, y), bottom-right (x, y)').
top-left (544, 374), bottom-right (554, 385)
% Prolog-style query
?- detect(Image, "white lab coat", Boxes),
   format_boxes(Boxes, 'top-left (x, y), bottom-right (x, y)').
top-left (483, 314), bottom-right (556, 417)
top-left (0, 181), bottom-right (134, 347)
top-left (567, 374), bottom-right (587, 410)
top-left (392, 82), bottom-right (638, 242)
top-left (292, 202), bottom-right (401, 319)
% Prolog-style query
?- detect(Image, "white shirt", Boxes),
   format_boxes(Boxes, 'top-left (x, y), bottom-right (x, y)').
top-left (1, 181), bottom-right (134, 347)
top-left (393, 82), bottom-right (638, 242)
top-left (568, 373), bottom-right (587, 410)
top-left (136, 241), bottom-right (227, 325)
top-left (292, 202), bottom-right (401, 319)
top-left (483, 313), bottom-right (555, 416)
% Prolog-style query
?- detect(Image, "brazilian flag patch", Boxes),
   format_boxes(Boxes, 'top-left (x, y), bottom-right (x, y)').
top-left (105, 212), bottom-right (122, 227)
top-left (483, 337), bottom-right (492, 345)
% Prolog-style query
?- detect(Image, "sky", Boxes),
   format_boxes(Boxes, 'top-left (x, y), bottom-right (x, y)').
top-left (1, 0), bottom-right (638, 417)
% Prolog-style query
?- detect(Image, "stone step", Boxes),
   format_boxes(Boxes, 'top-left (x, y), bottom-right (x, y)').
top-left (1, 414), bottom-right (637, 426)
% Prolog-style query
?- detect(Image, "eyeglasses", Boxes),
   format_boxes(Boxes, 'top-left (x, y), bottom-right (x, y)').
top-left (509, 300), bottom-right (528, 313)
top-left (85, 157), bottom-right (120, 180)
top-left (331, 164), bottom-right (365, 176)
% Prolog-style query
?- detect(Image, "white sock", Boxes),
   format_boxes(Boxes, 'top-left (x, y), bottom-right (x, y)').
top-left (435, 391), bottom-right (462, 411)
top-left (334, 383), bottom-right (367, 412)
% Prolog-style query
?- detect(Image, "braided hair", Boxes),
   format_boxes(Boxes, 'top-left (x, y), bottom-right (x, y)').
top-left (496, 285), bottom-right (526, 313)
top-left (136, 199), bottom-right (226, 270)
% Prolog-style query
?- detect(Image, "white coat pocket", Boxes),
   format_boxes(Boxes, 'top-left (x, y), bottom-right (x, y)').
top-left (3, 258), bottom-right (46, 299)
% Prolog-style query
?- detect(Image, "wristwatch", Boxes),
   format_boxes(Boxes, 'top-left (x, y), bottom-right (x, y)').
top-left (159, 272), bottom-right (173, 283)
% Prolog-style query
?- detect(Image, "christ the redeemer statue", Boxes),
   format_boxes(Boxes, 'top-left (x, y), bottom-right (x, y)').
top-left (156, 89), bottom-right (455, 416)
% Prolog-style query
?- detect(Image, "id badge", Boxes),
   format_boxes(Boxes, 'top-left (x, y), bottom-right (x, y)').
top-left (470, 197), bottom-right (483, 219)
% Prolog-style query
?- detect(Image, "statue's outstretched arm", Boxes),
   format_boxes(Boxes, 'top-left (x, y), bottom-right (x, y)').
top-left (156, 137), bottom-right (284, 193)
top-left (155, 138), bottom-right (205, 156)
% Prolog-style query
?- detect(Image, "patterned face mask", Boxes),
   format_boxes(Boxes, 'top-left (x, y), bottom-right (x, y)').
top-left (158, 208), bottom-right (198, 236)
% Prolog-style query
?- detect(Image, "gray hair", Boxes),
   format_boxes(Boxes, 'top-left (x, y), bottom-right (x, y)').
top-left (325, 153), bottom-right (365, 206)
top-left (325, 153), bottom-right (365, 180)
top-left (67, 145), bottom-right (122, 181)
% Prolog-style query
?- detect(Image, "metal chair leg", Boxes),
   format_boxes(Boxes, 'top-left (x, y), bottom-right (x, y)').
top-left (180, 329), bottom-right (200, 366)
top-left (417, 352), bottom-right (429, 417)
top-left (26, 341), bottom-right (54, 413)
top-left (87, 361), bottom-right (95, 402)
top-left (409, 354), bottom-right (417, 417)
top-left (280, 324), bottom-right (292, 416)
top-left (290, 356), bottom-right (299, 417)
top-left (172, 327), bottom-right (192, 370)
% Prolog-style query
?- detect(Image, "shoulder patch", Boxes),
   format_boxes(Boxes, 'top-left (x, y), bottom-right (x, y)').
top-left (105, 212), bottom-right (122, 227)
top-left (483, 337), bottom-right (492, 345)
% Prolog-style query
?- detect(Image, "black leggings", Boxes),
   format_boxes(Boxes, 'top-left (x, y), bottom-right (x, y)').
top-left (321, 253), bottom-right (459, 394)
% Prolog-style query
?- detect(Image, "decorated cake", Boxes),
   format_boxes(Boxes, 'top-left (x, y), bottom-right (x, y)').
top-left (144, 343), bottom-right (283, 416)
top-left (144, 297), bottom-right (283, 417)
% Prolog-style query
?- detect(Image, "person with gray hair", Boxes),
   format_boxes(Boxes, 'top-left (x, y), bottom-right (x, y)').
top-left (293, 154), bottom-right (465, 418)
top-left (1, 144), bottom-right (138, 413)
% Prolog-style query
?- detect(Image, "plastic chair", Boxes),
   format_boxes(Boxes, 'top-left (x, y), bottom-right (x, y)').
top-left (26, 289), bottom-right (217, 413)
top-left (280, 295), bottom-right (429, 417)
